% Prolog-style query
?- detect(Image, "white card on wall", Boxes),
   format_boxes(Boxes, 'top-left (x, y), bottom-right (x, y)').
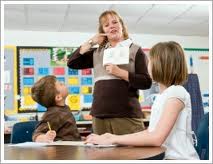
top-left (4, 70), bottom-right (11, 83)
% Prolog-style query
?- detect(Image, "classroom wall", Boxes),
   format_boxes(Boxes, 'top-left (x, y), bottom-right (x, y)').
top-left (4, 30), bottom-right (209, 48)
top-left (4, 30), bottom-right (209, 91)
top-left (4, 30), bottom-right (210, 117)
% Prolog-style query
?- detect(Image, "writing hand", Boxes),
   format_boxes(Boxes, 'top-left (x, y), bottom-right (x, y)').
top-left (45, 130), bottom-right (56, 143)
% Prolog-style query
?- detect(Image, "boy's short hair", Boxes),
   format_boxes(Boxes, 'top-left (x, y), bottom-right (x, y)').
top-left (31, 75), bottom-right (58, 108)
top-left (149, 41), bottom-right (188, 87)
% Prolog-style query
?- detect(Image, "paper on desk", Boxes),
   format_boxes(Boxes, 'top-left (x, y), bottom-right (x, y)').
top-left (8, 142), bottom-right (48, 147)
top-left (103, 46), bottom-right (129, 66)
top-left (50, 141), bottom-right (117, 148)
top-left (8, 141), bottom-right (117, 148)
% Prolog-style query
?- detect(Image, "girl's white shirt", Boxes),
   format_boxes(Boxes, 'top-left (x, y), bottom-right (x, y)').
top-left (148, 85), bottom-right (199, 160)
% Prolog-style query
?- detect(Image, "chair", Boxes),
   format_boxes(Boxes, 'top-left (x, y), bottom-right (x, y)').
top-left (10, 121), bottom-right (39, 144)
top-left (195, 113), bottom-right (209, 160)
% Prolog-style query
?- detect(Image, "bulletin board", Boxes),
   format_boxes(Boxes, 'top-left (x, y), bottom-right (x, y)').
top-left (4, 46), bottom-right (18, 115)
top-left (17, 46), bottom-right (94, 113)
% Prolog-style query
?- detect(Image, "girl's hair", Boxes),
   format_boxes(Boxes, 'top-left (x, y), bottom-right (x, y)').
top-left (149, 41), bottom-right (188, 87)
top-left (98, 10), bottom-right (129, 47)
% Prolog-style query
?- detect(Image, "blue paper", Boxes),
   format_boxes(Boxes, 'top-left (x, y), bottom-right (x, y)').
top-left (38, 68), bottom-right (49, 75)
top-left (68, 68), bottom-right (78, 75)
top-left (84, 95), bottom-right (93, 103)
top-left (37, 103), bottom-right (47, 112)
top-left (81, 77), bottom-right (92, 85)
top-left (69, 87), bottom-right (80, 94)
top-left (23, 58), bottom-right (34, 65)
top-left (23, 77), bottom-right (34, 85)
top-left (56, 77), bottom-right (65, 83)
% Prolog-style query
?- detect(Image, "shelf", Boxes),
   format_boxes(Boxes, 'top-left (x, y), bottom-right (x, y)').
top-left (76, 121), bottom-right (92, 125)
top-left (142, 109), bottom-right (151, 112)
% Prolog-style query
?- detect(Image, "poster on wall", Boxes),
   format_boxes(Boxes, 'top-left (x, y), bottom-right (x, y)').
top-left (17, 46), bottom-right (93, 113)
top-left (4, 46), bottom-right (18, 115)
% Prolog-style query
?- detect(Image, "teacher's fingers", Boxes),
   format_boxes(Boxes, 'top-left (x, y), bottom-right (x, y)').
top-left (99, 33), bottom-right (108, 36)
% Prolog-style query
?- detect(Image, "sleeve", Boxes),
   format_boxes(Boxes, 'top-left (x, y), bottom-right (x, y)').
top-left (59, 113), bottom-right (81, 140)
top-left (166, 86), bottom-right (189, 106)
top-left (32, 112), bottom-right (65, 141)
top-left (128, 48), bottom-right (152, 89)
top-left (32, 120), bottom-right (49, 141)
top-left (67, 47), bottom-right (96, 69)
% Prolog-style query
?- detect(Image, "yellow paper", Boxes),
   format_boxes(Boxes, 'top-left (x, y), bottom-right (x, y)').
top-left (81, 86), bottom-right (89, 94)
top-left (81, 86), bottom-right (92, 94)
top-left (68, 77), bottom-right (79, 85)
top-left (23, 87), bottom-right (31, 95)
top-left (23, 95), bottom-right (36, 106)
top-left (67, 95), bottom-right (80, 110)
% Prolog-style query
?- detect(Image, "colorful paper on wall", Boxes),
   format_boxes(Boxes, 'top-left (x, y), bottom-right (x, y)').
top-left (68, 68), bottom-right (78, 75)
top-left (82, 69), bottom-right (92, 75)
top-left (4, 70), bottom-right (11, 83)
top-left (56, 77), bottom-right (65, 83)
top-left (38, 68), bottom-right (49, 75)
top-left (37, 103), bottom-right (47, 112)
top-left (23, 77), bottom-right (34, 85)
top-left (69, 86), bottom-right (80, 94)
top-left (84, 95), bottom-right (93, 103)
top-left (68, 77), bottom-right (79, 85)
top-left (23, 95), bottom-right (36, 106)
top-left (51, 47), bottom-right (77, 66)
top-left (81, 77), bottom-right (92, 85)
top-left (81, 86), bottom-right (92, 94)
top-left (23, 87), bottom-right (31, 95)
top-left (23, 58), bottom-right (34, 65)
top-left (23, 68), bottom-right (34, 75)
top-left (4, 84), bottom-right (12, 91)
top-left (53, 67), bottom-right (65, 75)
top-left (67, 95), bottom-right (80, 110)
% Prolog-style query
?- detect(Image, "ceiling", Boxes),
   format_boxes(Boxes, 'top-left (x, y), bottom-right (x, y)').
top-left (4, 3), bottom-right (210, 36)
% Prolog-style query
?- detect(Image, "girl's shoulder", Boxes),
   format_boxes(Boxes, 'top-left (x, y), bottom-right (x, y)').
top-left (164, 85), bottom-right (190, 102)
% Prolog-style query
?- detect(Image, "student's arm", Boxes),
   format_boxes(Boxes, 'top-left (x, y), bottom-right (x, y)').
top-left (34, 130), bottom-right (56, 143)
top-left (113, 98), bottom-right (184, 146)
top-left (32, 113), bottom-right (60, 142)
top-left (86, 98), bottom-right (184, 146)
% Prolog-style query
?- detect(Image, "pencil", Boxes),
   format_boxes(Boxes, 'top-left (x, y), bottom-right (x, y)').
top-left (47, 121), bottom-right (51, 131)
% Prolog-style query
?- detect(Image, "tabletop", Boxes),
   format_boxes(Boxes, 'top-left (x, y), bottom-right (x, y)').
top-left (4, 144), bottom-right (166, 160)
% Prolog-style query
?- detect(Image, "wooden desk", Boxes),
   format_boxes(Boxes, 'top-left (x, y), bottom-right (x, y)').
top-left (4, 144), bottom-right (165, 160)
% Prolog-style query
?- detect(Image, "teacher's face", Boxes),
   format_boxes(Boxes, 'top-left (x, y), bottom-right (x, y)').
top-left (102, 14), bottom-right (123, 42)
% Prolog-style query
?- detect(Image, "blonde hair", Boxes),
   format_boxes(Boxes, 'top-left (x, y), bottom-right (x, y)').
top-left (149, 41), bottom-right (188, 87)
top-left (98, 10), bottom-right (129, 47)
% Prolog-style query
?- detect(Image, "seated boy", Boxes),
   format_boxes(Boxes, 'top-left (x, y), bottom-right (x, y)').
top-left (31, 75), bottom-right (81, 142)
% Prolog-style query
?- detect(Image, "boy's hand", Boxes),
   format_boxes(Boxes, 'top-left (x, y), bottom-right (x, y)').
top-left (45, 130), bottom-right (56, 142)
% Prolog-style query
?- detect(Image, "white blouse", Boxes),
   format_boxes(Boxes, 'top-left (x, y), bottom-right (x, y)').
top-left (148, 85), bottom-right (199, 160)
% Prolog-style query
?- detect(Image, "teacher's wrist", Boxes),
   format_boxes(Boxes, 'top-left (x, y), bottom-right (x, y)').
top-left (80, 41), bottom-right (92, 54)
